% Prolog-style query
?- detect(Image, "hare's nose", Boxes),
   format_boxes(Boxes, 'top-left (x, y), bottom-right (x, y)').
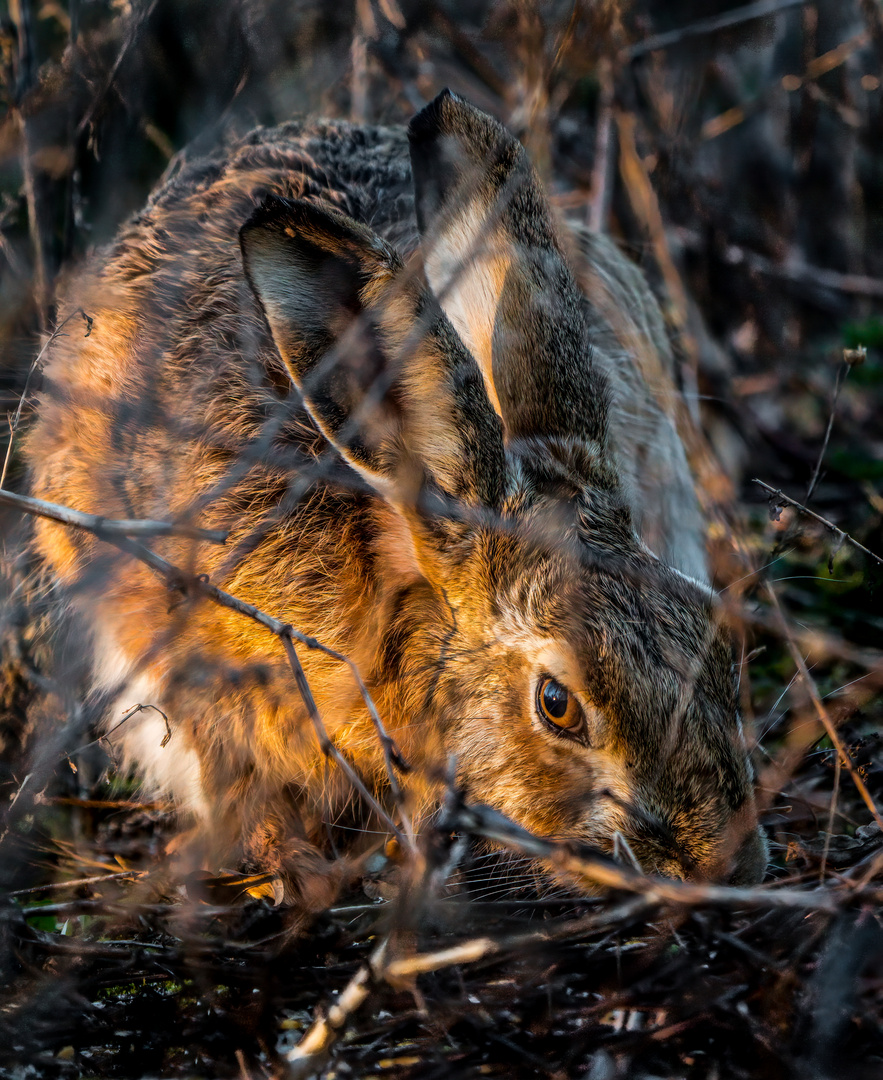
top-left (724, 828), bottom-right (769, 886)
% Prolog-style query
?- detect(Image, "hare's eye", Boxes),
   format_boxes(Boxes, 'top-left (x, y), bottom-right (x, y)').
top-left (536, 677), bottom-right (582, 734)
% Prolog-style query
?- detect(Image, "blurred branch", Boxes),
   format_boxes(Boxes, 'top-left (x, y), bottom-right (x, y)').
top-left (588, 56), bottom-right (615, 232)
top-left (702, 29), bottom-right (869, 140)
top-left (10, 0), bottom-right (48, 327)
top-left (859, 0), bottom-right (883, 64)
top-left (75, 0), bottom-right (160, 139)
top-left (615, 109), bottom-right (690, 336)
top-left (724, 244), bottom-right (883, 299)
top-left (627, 0), bottom-right (809, 59)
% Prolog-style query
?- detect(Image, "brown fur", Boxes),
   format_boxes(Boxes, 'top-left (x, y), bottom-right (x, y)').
top-left (26, 91), bottom-right (767, 898)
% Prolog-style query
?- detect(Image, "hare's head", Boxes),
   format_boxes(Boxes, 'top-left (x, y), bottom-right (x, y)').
top-left (241, 91), bottom-right (767, 887)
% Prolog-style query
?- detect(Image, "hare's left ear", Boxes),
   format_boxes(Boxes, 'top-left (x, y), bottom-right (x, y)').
top-left (409, 90), bottom-right (609, 451)
top-left (240, 196), bottom-right (506, 516)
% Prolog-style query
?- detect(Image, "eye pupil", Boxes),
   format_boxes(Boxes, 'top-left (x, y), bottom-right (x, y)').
top-left (541, 679), bottom-right (569, 719)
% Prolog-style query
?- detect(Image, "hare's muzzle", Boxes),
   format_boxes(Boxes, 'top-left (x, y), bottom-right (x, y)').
top-left (617, 799), bottom-right (767, 885)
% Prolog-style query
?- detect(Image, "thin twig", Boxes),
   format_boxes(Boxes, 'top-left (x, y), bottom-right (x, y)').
top-left (0, 309), bottom-right (93, 489)
top-left (5, 869), bottom-right (147, 899)
top-left (65, 702), bottom-right (172, 765)
top-left (753, 479), bottom-right (883, 568)
top-left (280, 635), bottom-right (408, 846)
top-left (805, 359), bottom-right (850, 505)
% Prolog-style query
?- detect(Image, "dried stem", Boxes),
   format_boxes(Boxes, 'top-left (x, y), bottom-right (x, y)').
top-left (805, 358), bottom-right (850, 505)
top-left (0, 309), bottom-right (93, 489)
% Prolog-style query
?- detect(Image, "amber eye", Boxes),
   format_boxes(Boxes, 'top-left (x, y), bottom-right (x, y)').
top-left (536, 676), bottom-right (582, 734)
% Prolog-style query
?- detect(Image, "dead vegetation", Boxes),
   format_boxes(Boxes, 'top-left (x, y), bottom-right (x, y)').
top-left (1, 1), bottom-right (883, 1077)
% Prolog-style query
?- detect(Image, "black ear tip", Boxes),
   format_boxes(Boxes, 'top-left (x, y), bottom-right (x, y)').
top-left (408, 88), bottom-right (463, 143)
top-left (241, 193), bottom-right (299, 238)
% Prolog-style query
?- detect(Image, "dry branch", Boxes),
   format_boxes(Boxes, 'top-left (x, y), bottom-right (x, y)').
top-left (443, 801), bottom-right (840, 912)
top-left (754, 479), bottom-right (883, 569)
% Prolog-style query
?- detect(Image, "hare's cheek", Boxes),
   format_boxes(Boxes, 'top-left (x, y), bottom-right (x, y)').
top-left (511, 748), bottom-right (633, 841)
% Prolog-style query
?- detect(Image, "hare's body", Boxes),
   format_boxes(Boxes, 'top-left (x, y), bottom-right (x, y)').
top-left (27, 93), bottom-right (766, 895)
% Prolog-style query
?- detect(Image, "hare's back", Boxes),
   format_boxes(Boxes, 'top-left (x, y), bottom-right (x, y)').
top-left (29, 122), bottom-right (417, 533)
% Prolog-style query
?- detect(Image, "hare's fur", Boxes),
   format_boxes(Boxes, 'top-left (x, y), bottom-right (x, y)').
top-left (27, 92), bottom-right (766, 895)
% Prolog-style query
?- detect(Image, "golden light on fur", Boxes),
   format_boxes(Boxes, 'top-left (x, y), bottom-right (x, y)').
top-left (25, 90), bottom-right (768, 903)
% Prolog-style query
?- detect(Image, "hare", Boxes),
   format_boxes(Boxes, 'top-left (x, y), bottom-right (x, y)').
top-left (26, 90), bottom-right (767, 899)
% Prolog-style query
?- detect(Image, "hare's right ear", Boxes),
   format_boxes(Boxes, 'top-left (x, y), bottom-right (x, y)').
top-left (240, 196), bottom-right (505, 514)
top-left (409, 91), bottom-right (608, 453)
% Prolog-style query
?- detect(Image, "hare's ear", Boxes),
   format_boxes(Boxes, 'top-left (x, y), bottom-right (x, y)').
top-left (240, 196), bottom-right (505, 513)
top-left (409, 91), bottom-right (608, 450)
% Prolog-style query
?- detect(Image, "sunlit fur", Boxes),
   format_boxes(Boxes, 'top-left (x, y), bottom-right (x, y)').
top-left (26, 91), bottom-right (767, 900)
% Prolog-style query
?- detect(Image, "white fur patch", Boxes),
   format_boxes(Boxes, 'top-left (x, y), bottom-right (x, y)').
top-left (92, 628), bottom-right (207, 818)
top-left (422, 201), bottom-right (508, 416)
